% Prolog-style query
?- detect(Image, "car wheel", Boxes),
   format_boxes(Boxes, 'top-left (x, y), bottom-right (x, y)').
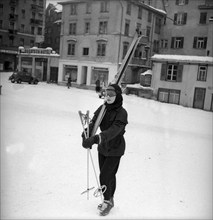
top-left (11, 79), bottom-right (15, 83)
top-left (34, 80), bottom-right (38, 85)
top-left (17, 79), bottom-right (22, 84)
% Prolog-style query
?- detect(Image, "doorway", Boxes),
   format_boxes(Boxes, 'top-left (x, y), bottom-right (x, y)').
top-left (193, 87), bottom-right (206, 109)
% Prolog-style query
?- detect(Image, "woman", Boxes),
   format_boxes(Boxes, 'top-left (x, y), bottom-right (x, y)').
top-left (82, 84), bottom-right (128, 216)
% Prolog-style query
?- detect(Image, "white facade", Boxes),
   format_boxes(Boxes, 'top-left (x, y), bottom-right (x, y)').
top-left (58, 0), bottom-right (166, 88)
top-left (151, 54), bottom-right (213, 111)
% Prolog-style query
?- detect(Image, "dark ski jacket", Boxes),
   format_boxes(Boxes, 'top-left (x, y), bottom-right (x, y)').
top-left (90, 97), bottom-right (128, 157)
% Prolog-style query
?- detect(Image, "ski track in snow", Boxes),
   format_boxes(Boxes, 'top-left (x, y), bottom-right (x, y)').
top-left (0, 72), bottom-right (212, 219)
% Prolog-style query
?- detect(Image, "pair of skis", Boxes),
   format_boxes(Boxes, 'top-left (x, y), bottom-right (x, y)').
top-left (79, 30), bottom-right (144, 200)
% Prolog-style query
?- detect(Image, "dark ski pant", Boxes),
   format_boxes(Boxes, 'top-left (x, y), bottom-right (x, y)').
top-left (98, 153), bottom-right (121, 201)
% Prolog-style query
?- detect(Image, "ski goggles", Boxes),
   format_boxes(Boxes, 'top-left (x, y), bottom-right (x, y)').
top-left (105, 89), bottom-right (116, 97)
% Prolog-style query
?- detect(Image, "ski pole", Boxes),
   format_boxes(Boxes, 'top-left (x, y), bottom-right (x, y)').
top-left (78, 110), bottom-right (93, 199)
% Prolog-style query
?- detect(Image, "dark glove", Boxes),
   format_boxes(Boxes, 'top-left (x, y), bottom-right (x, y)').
top-left (82, 135), bottom-right (99, 149)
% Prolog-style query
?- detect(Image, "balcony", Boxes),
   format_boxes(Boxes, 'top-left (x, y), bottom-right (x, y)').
top-left (9, 14), bottom-right (18, 21)
top-left (9, 0), bottom-right (18, 6)
top-left (131, 58), bottom-right (150, 67)
top-left (31, 4), bottom-right (43, 12)
top-left (198, 0), bottom-right (213, 9)
top-left (8, 29), bottom-right (18, 35)
top-left (30, 18), bottom-right (43, 26)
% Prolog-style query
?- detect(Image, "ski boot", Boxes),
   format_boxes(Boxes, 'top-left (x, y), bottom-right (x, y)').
top-left (97, 197), bottom-right (114, 210)
top-left (99, 200), bottom-right (113, 216)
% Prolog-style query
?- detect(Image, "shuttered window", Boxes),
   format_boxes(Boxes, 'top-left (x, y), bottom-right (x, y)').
top-left (160, 63), bottom-right (183, 82)
top-left (171, 37), bottom-right (184, 48)
top-left (174, 13), bottom-right (187, 25)
top-left (199, 12), bottom-right (207, 24)
top-left (193, 37), bottom-right (207, 49)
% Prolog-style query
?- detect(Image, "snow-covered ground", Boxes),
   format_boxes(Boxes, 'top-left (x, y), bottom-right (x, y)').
top-left (0, 72), bottom-right (212, 219)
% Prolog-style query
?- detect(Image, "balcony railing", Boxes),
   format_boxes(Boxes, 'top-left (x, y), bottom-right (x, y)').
top-left (30, 18), bottom-right (43, 26)
top-left (9, 0), bottom-right (18, 6)
top-left (131, 57), bottom-right (149, 66)
top-left (31, 4), bottom-right (43, 12)
top-left (9, 14), bottom-right (18, 21)
top-left (8, 29), bottom-right (18, 35)
top-left (198, 0), bottom-right (213, 9)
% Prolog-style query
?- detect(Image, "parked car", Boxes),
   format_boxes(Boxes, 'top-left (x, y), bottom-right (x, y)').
top-left (11, 71), bottom-right (39, 84)
top-left (9, 71), bottom-right (18, 81)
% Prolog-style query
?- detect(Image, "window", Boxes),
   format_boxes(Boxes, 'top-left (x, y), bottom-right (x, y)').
top-left (199, 12), bottom-right (207, 24)
top-left (147, 0), bottom-right (152, 5)
top-left (0, 4), bottom-right (3, 15)
top-left (32, 12), bottom-right (36, 19)
top-left (155, 17), bottom-right (161, 34)
top-left (97, 41), bottom-right (106, 56)
top-left (85, 22), bottom-right (90, 34)
top-left (161, 39), bottom-right (168, 48)
top-left (174, 13), bottom-right (187, 25)
top-left (11, 7), bottom-right (15, 14)
top-left (20, 38), bottom-right (24, 46)
top-left (124, 20), bottom-right (130, 36)
top-left (171, 37), bottom-right (184, 48)
top-left (68, 42), bottom-right (76, 55)
top-left (10, 22), bottom-right (15, 29)
top-left (83, 47), bottom-right (89, 56)
top-left (160, 63), bottom-right (183, 82)
top-left (122, 42), bottom-right (129, 59)
top-left (193, 37), bottom-right (207, 49)
top-left (146, 26), bottom-right (151, 39)
top-left (197, 65), bottom-right (207, 81)
top-left (100, 1), bottom-right (109, 12)
top-left (148, 11), bottom-right (152, 22)
top-left (167, 64), bottom-right (178, 81)
top-left (153, 40), bottom-right (159, 53)
top-left (9, 36), bottom-right (14, 46)
top-left (86, 2), bottom-right (91, 14)
top-left (31, 26), bottom-right (35, 34)
top-left (70, 4), bottom-right (77, 15)
top-left (39, 0), bottom-right (43, 6)
top-left (136, 23), bottom-right (141, 31)
top-left (21, 24), bottom-right (25, 32)
top-left (0, 36), bottom-right (2, 45)
top-left (99, 21), bottom-right (107, 34)
top-left (69, 23), bottom-right (76, 35)
top-left (37, 27), bottom-right (42, 35)
top-left (0, 20), bottom-right (2, 29)
top-left (21, 9), bottom-right (25, 18)
top-left (176, 0), bottom-right (188, 5)
top-left (30, 40), bottom-right (34, 47)
top-left (138, 6), bottom-right (142, 19)
top-left (126, 2), bottom-right (131, 15)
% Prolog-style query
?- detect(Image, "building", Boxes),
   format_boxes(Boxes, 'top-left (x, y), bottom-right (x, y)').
top-left (17, 46), bottom-right (59, 82)
top-left (58, 0), bottom-right (166, 88)
top-left (159, 0), bottom-right (213, 56)
top-left (151, 54), bottom-right (213, 111)
top-left (0, 0), bottom-right (46, 71)
top-left (42, 3), bottom-right (62, 54)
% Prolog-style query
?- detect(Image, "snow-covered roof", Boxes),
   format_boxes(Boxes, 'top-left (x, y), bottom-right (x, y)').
top-left (151, 54), bottom-right (213, 64)
top-left (144, 4), bottom-right (166, 15)
top-left (141, 69), bottom-right (152, 76)
top-left (47, 3), bottom-right (62, 11)
top-left (126, 83), bottom-right (153, 90)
